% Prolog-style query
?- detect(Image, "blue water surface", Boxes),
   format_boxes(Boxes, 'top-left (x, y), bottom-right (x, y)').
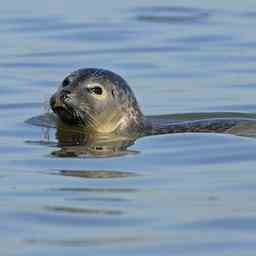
top-left (1, 0), bottom-right (256, 255)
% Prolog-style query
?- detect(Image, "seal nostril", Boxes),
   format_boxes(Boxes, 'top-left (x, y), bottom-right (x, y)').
top-left (62, 89), bottom-right (71, 95)
top-left (60, 90), bottom-right (71, 101)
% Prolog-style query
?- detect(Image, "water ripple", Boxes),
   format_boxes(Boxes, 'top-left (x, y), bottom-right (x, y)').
top-left (17, 45), bottom-right (199, 59)
top-left (1, 16), bottom-right (119, 33)
top-left (132, 6), bottom-right (212, 24)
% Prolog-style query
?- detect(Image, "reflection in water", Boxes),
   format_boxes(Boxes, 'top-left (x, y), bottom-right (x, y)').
top-left (56, 170), bottom-right (137, 179)
top-left (51, 146), bottom-right (138, 158)
top-left (52, 127), bottom-right (140, 158)
top-left (71, 197), bottom-right (131, 203)
top-left (55, 188), bottom-right (139, 193)
top-left (45, 206), bottom-right (123, 215)
top-left (16, 209), bottom-right (146, 227)
top-left (26, 113), bottom-right (140, 157)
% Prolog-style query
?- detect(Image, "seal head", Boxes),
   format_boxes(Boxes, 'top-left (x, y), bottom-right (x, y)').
top-left (50, 68), bottom-right (144, 134)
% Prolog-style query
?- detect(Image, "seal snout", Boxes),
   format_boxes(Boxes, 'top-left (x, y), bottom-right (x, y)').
top-left (50, 90), bottom-right (79, 125)
top-left (50, 90), bottom-right (71, 112)
top-left (50, 94), bottom-right (60, 112)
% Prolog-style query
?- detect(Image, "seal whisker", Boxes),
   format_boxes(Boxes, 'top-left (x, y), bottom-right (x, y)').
top-left (84, 112), bottom-right (99, 129)
top-left (73, 106), bottom-right (99, 129)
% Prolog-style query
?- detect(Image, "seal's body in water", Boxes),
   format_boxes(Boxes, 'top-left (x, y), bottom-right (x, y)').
top-left (48, 68), bottom-right (256, 137)
top-left (27, 68), bottom-right (256, 156)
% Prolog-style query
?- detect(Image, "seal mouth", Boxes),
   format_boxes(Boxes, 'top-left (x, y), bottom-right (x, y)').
top-left (53, 106), bottom-right (77, 125)
top-left (50, 92), bottom-right (81, 126)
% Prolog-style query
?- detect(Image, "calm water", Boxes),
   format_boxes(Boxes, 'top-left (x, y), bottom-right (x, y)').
top-left (2, 0), bottom-right (256, 255)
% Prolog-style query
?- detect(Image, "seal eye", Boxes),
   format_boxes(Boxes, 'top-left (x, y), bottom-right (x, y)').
top-left (86, 83), bottom-right (106, 99)
top-left (62, 78), bottom-right (70, 87)
top-left (88, 86), bottom-right (103, 95)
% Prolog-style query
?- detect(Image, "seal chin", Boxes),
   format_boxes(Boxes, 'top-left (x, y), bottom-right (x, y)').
top-left (53, 106), bottom-right (75, 125)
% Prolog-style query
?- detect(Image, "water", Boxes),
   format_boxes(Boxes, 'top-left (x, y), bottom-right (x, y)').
top-left (2, 0), bottom-right (256, 255)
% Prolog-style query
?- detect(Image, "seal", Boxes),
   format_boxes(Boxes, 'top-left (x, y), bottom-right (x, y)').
top-left (50, 68), bottom-right (144, 135)
top-left (49, 68), bottom-right (256, 137)
top-left (26, 68), bottom-right (256, 157)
